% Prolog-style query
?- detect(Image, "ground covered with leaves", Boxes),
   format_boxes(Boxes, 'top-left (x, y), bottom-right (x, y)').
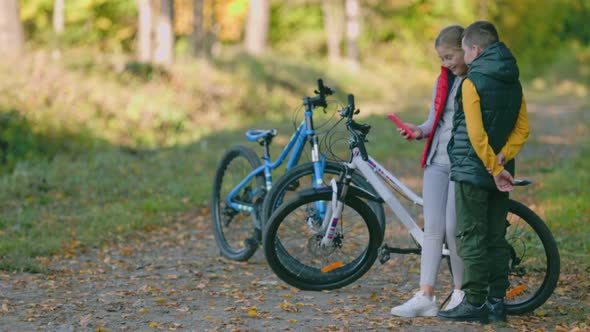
top-left (0, 205), bottom-right (588, 332)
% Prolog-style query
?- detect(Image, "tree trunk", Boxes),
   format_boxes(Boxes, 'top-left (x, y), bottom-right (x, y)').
top-left (322, 0), bottom-right (344, 63)
top-left (153, 0), bottom-right (175, 66)
top-left (345, 0), bottom-right (360, 69)
top-left (53, 0), bottom-right (65, 35)
top-left (204, 0), bottom-right (217, 57)
top-left (191, 0), bottom-right (204, 57)
top-left (244, 0), bottom-right (269, 56)
top-left (136, 0), bottom-right (153, 62)
top-left (479, 0), bottom-right (488, 19)
top-left (0, 0), bottom-right (25, 57)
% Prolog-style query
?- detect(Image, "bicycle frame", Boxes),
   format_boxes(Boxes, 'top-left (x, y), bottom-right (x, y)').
top-left (321, 147), bottom-right (450, 256)
top-left (225, 113), bottom-right (327, 216)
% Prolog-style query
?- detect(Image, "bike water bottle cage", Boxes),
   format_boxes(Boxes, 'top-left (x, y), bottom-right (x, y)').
top-left (245, 129), bottom-right (278, 145)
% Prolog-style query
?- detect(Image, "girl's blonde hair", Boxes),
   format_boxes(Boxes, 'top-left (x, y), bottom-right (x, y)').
top-left (435, 25), bottom-right (464, 49)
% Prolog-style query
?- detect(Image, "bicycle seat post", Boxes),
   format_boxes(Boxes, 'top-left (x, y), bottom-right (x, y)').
top-left (261, 139), bottom-right (271, 163)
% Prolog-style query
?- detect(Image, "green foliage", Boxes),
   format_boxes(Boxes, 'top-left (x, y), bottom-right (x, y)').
top-left (17, 0), bottom-right (590, 77)
top-left (21, 0), bottom-right (137, 51)
top-left (269, 1), bottom-right (324, 57)
top-left (0, 110), bottom-right (37, 172)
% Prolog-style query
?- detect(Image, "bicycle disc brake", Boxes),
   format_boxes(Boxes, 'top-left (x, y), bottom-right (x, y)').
top-left (308, 234), bottom-right (338, 256)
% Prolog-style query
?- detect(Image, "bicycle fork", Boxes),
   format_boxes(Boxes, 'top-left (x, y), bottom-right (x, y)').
top-left (318, 170), bottom-right (352, 248)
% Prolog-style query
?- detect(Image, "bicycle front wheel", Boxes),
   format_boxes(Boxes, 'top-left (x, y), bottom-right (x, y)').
top-left (211, 145), bottom-right (265, 261)
top-left (261, 161), bottom-right (386, 232)
top-left (263, 188), bottom-right (382, 291)
top-left (504, 199), bottom-right (560, 315)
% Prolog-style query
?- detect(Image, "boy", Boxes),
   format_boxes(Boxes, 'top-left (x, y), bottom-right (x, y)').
top-left (438, 21), bottom-right (529, 323)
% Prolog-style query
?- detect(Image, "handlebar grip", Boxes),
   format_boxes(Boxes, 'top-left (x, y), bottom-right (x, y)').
top-left (347, 94), bottom-right (355, 112)
top-left (318, 79), bottom-right (325, 93)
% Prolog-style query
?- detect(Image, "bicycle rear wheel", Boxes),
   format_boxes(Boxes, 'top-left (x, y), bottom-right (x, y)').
top-left (211, 145), bottom-right (265, 261)
top-left (504, 199), bottom-right (560, 315)
top-left (264, 188), bottom-right (382, 290)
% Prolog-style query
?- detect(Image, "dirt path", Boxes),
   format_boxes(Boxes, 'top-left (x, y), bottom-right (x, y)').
top-left (0, 206), bottom-right (584, 332)
top-left (1, 102), bottom-right (588, 331)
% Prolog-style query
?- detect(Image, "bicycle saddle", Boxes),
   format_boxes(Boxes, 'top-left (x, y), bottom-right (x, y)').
top-left (246, 129), bottom-right (278, 143)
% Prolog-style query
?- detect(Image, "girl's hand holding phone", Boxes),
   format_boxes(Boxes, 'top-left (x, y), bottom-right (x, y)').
top-left (388, 113), bottom-right (422, 141)
top-left (398, 123), bottom-right (422, 141)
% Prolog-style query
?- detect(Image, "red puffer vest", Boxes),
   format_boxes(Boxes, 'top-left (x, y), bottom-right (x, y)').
top-left (420, 67), bottom-right (451, 168)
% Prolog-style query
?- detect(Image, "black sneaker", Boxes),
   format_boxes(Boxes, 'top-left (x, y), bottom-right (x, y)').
top-left (438, 296), bottom-right (489, 324)
top-left (487, 297), bottom-right (507, 322)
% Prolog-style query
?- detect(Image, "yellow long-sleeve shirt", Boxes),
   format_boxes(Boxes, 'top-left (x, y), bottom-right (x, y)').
top-left (461, 78), bottom-right (530, 176)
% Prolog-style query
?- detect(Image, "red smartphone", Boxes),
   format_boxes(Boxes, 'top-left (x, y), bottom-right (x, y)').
top-left (387, 113), bottom-right (416, 139)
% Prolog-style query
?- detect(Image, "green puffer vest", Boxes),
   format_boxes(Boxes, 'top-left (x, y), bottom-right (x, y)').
top-left (448, 42), bottom-right (523, 190)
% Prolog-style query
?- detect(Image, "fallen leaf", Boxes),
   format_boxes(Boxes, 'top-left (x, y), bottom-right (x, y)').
top-left (248, 306), bottom-right (257, 316)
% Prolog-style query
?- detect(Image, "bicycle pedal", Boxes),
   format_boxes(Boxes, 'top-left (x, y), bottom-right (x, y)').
top-left (378, 246), bottom-right (391, 264)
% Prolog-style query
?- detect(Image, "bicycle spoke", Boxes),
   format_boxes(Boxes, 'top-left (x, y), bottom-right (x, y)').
top-left (272, 196), bottom-right (373, 284)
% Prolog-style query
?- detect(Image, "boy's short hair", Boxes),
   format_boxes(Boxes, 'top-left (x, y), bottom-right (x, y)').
top-left (462, 21), bottom-right (499, 50)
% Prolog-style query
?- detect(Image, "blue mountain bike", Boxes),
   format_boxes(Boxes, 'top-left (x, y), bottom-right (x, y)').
top-left (211, 80), bottom-right (385, 261)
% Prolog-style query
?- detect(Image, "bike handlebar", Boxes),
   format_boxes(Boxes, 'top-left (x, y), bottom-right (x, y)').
top-left (340, 94), bottom-right (370, 161)
top-left (304, 79), bottom-right (334, 109)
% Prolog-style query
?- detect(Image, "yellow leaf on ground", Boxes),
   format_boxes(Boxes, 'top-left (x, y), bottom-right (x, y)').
top-left (148, 322), bottom-right (159, 328)
top-left (248, 306), bottom-right (257, 316)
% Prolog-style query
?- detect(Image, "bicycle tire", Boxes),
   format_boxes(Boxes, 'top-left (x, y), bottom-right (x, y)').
top-left (211, 145), bottom-right (265, 261)
top-left (261, 161), bottom-right (386, 233)
top-left (264, 188), bottom-right (382, 290)
top-left (504, 199), bottom-right (560, 315)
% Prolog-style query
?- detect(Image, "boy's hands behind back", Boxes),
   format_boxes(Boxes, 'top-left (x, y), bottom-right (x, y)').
top-left (494, 169), bottom-right (514, 192)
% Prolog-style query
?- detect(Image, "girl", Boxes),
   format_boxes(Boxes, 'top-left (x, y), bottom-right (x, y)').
top-left (390, 25), bottom-right (468, 317)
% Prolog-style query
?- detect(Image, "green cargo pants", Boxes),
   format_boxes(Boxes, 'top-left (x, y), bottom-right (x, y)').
top-left (455, 181), bottom-right (510, 305)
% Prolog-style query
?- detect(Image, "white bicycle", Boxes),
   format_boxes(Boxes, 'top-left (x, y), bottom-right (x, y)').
top-left (262, 95), bottom-right (560, 315)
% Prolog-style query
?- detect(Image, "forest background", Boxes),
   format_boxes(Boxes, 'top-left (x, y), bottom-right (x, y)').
top-left (0, 0), bottom-right (587, 294)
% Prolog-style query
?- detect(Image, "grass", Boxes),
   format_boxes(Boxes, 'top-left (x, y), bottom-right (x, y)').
top-left (536, 140), bottom-right (590, 274)
top-left (0, 48), bottom-right (588, 274)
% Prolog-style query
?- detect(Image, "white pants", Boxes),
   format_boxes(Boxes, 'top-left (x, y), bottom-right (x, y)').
top-left (419, 163), bottom-right (464, 288)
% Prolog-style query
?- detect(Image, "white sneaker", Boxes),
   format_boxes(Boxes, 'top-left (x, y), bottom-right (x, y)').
top-left (443, 289), bottom-right (465, 311)
top-left (390, 291), bottom-right (438, 317)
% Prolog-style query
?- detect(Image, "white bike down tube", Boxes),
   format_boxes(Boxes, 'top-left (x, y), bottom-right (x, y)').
top-left (366, 156), bottom-right (423, 206)
top-left (352, 153), bottom-right (424, 247)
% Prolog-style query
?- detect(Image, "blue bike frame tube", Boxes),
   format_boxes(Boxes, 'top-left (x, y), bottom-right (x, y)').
top-left (303, 109), bottom-right (328, 216)
top-left (226, 164), bottom-right (266, 212)
top-left (268, 124), bottom-right (304, 170)
top-left (285, 125), bottom-right (308, 170)
top-left (264, 163), bottom-right (272, 192)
